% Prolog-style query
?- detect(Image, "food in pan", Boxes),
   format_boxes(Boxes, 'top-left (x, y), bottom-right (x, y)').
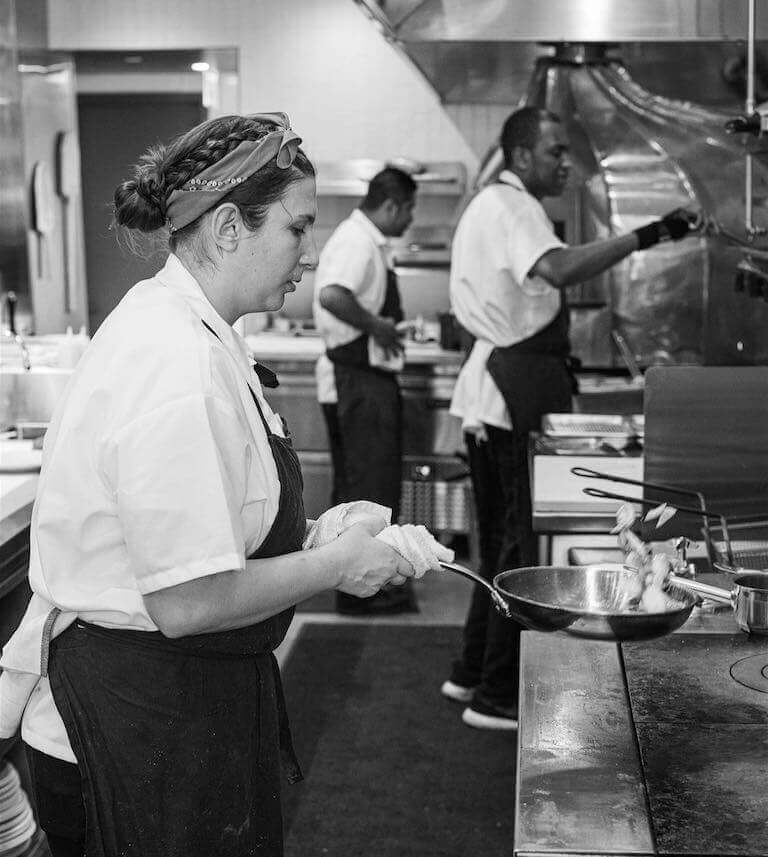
top-left (612, 503), bottom-right (686, 613)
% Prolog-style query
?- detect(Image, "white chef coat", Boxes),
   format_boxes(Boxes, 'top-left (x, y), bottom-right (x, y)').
top-left (1, 254), bottom-right (285, 762)
top-left (449, 170), bottom-right (565, 435)
top-left (312, 209), bottom-right (391, 403)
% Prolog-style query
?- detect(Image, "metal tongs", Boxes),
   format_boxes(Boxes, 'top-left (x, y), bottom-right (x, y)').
top-left (570, 466), bottom-right (732, 567)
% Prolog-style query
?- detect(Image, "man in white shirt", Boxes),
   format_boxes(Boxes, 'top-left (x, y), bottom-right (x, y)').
top-left (443, 106), bottom-right (699, 729)
top-left (313, 167), bottom-right (417, 614)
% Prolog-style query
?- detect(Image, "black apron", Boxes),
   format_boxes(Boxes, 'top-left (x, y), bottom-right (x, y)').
top-left (324, 267), bottom-right (403, 515)
top-left (486, 298), bottom-right (577, 436)
top-left (325, 267), bottom-right (403, 368)
top-left (48, 349), bottom-right (305, 857)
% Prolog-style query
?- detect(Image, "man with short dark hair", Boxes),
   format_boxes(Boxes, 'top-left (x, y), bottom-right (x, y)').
top-left (443, 106), bottom-right (698, 729)
top-left (313, 167), bottom-right (417, 614)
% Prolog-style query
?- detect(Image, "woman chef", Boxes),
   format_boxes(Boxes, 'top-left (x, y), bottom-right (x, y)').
top-left (0, 113), bottom-right (420, 857)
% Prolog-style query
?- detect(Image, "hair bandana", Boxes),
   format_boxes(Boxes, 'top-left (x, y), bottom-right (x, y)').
top-left (165, 112), bottom-right (302, 232)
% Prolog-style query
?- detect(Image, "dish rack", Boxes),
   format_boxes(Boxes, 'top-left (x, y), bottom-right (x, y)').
top-left (399, 460), bottom-right (480, 568)
top-left (399, 464), bottom-right (473, 533)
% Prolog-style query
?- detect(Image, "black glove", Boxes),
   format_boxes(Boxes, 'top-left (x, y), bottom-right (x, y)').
top-left (633, 208), bottom-right (696, 250)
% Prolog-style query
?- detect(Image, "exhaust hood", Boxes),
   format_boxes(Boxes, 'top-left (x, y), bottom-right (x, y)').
top-left (357, 1), bottom-right (768, 106)
top-left (359, 0), bottom-right (768, 42)
top-left (355, 1), bottom-right (768, 367)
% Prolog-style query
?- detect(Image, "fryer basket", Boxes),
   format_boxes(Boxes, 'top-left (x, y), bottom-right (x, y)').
top-left (709, 519), bottom-right (768, 573)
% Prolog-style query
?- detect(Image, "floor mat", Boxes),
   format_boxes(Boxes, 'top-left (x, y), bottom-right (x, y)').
top-left (295, 582), bottom-right (419, 614)
top-left (280, 623), bottom-right (517, 857)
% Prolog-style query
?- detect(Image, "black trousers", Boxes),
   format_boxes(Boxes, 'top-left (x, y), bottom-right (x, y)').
top-left (321, 403), bottom-right (347, 508)
top-left (331, 363), bottom-right (402, 518)
top-left (451, 426), bottom-right (534, 708)
top-left (26, 746), bottom-right (85, 857)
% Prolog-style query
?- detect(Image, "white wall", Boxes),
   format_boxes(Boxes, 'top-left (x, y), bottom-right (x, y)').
top-left (47, 0), bottom-right (479, 171)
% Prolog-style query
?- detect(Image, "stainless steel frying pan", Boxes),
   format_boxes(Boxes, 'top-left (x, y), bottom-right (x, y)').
top-left (440, 561), bottom-right (697, 642)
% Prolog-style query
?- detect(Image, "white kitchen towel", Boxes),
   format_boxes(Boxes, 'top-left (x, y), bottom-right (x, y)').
top-left (0, 597), bottom-right (75, 739)
top-left (303, 501), bottom-right (454, 578)
top-left (303, 501), bottom-right (392, 550)
top-left (367, 337), bottom-right (405, 372)
top-left (376, 523), bottom-right (454, 578)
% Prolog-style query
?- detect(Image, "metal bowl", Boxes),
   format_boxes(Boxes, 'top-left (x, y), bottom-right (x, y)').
top-left (493, 564), bottom-right (697, 642)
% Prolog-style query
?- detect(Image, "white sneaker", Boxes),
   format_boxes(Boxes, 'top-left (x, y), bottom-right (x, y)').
top-left (440, 680), bottom-right (476, 704)
top-left (461, 702), bottom-right (518, 731)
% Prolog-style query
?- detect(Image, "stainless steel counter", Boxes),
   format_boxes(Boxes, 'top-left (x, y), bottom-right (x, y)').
top-left (516, 609), bottom-right (768, 856)
top-left (246, 332), bottom-right (464, 369)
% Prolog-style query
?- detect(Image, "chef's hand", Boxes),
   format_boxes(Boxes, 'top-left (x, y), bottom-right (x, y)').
top-left (370, 317), bottom-right (404, 359)
top-left (303, 501), bottom-right (391, 550)
top-left (662, 207), bottom-right (703, 239)
top-left (633, 207), bottom-right (702, 249)
top-left (331, 521), bottom-right (415, 597)
top-left (377, 524), bottom-right (455, 578)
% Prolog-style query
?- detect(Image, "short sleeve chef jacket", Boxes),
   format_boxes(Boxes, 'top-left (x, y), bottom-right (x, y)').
top-left (449, 170), bottom-right (565, 433)
top-left (312, 208), bottom-right (389, 351)
top-left (14, 254), bottom-right (285, 761)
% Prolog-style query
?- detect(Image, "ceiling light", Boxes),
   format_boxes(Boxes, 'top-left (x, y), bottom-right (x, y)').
top-left (191, 62), bottom-right (210, 72)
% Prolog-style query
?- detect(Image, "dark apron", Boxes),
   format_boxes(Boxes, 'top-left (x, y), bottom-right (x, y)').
top-left (48, 347), bottom-right (305, 857)
top-left (324, 267), bottom-right (403, 514)
top-left (325, 267), bottom-right (403, 368)
top-left (486, 299), bottom-right (577, 436)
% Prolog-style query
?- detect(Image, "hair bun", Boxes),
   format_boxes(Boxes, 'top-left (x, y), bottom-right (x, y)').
top-left (136, 172), bottom-right (166, 210)
top-left (113, 165), bottom-right (168, 233)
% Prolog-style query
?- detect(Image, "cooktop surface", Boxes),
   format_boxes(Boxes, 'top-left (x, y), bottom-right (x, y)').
top-left (622, 634), bottom-right (768, 855)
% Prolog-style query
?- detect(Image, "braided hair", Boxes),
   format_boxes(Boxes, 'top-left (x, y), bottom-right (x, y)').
top-left (112, 115), bottom-right (314, 251)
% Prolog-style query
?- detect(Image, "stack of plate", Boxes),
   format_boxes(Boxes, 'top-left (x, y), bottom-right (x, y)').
top-left (0, 763), bottom-right (36, 854)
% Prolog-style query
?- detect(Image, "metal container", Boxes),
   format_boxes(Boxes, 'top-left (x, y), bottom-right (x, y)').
top-left (671, 572), bottom-right (768, 636)
top-left (0, 366), bottom-right (72, 431)
top-left (732, 573), bottom-right (768, 635)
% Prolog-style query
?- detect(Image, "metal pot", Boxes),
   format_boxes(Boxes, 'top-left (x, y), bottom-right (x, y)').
top-left (670, 572), bottom-right (768, 635)
top-left (440, 561), bottom-right (697, 642)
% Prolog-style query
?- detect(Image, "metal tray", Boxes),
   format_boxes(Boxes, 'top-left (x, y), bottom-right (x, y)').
top-left (542, 412), bottom-right (643, 438)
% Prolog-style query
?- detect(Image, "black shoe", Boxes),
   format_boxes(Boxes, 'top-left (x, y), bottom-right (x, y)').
top-left (336, 587), bottom-right (417, 616)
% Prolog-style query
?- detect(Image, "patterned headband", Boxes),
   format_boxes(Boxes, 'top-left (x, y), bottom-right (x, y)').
top-left (165, 112), bottom-right (303, 233)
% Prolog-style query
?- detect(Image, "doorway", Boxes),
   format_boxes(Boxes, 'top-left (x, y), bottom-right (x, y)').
top-left (77, 92), bottom-right (205, 332)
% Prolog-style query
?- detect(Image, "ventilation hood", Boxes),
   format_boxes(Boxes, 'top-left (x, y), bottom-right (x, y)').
top-left (356, 0), bottom-right (768, 105)
top-left (359, 0), bottom-right (765, 42)
top-left (355, 1), bottom-right (768, 367)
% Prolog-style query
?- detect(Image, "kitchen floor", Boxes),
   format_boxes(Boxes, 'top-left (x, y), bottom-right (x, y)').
top-left (276, 549), bottom-right (471, 667)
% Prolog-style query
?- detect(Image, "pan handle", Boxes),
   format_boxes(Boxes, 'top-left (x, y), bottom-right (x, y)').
top-left (438, 561), bottom-right (512, 617)
top-left (668, 573), bottom-right (733, 605)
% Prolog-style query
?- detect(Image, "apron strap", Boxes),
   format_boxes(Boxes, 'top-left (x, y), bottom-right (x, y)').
top-left (201, 318), bottom-right (279, 388)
